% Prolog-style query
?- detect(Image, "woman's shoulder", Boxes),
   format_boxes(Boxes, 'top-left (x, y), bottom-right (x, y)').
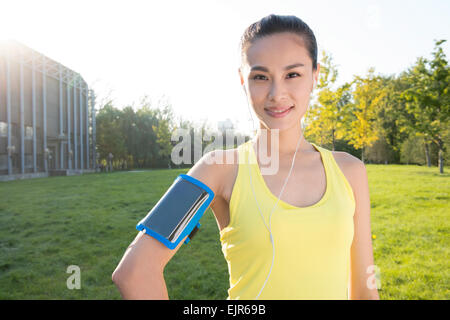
top-left (330, 150), bottom-right (367, 190)
top-left (330, 150), bottom-right (363, 167)
top-left (186, 148), bottom-right (240, 205)
top-left (311, 143), bottom-right (364, 178)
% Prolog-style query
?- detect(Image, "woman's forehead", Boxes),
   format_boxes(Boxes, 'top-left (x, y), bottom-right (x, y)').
top-left (251, 32), bottom-right (305, 47)
top-left (243, 33), bottom-right (311, 71)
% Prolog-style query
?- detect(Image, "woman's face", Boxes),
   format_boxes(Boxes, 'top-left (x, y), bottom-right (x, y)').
top-left (239, 32), bottom-right (320, 132)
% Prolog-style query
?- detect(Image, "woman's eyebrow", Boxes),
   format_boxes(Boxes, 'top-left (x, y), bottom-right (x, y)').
top-left (250, 63), bottom-right (305, 72)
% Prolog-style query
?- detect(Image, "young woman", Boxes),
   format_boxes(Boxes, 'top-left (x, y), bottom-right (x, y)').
top-left (112, 14), bottom-right (379, 300)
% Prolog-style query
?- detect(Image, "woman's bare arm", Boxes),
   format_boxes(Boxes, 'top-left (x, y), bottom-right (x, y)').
top-left (346, 157), bottom-right (380, 300)
top-left (112, 230), bottom-right (182, 299)
top-left (112, 151), bottom-right (222, 299)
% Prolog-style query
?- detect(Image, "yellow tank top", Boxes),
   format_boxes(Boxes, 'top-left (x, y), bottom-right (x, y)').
top-left (219, 140), bottom-right (355, 300)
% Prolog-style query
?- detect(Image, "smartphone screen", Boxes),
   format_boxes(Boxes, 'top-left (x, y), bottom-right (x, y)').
top-left (140, 177), bottom-right (209, 243)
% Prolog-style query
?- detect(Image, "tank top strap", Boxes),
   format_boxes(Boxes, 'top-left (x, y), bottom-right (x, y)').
top-left (310, 142), bottom-right (332, 173)
top-left (237, 139), bottom-right (253, 165)
top-left (236, 140), bottom-right (258, 174)
top-left (311, 142), bottom-right (355, 207)
top-left (227, 140), bottom-right (255, 214)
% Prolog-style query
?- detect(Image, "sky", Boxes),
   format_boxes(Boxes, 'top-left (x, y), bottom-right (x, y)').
top-left (1, 0), bottom-right (449, 135)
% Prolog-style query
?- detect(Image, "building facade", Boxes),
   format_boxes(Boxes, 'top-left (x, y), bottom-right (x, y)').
top-left (0, 40), bottom-right (96, 180)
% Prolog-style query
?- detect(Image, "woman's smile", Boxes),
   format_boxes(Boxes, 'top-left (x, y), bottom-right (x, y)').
top-left (264, 106), bottom-right (294, 118)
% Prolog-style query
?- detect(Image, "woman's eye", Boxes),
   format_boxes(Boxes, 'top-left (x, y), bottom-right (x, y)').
top-left (288, 72), bottom-right (300, 78)
top-left (252, 74), bottom-right (267, 80)
top-left (252, 73), bottom-right (301, 80)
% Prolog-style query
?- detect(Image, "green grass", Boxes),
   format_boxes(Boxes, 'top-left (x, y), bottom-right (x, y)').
top-left (0, 165), bottom-right (448, 299)
top-left (367, 164), bottom-right (449, 299)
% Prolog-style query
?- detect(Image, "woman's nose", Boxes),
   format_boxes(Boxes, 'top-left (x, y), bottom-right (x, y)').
top-left (268, 80), bottom-right (287, 102)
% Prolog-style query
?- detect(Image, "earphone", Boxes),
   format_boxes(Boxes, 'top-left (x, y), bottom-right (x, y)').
top-left (248, 130), bottom-right (302, 300)
top-left (243, 86), bottom-right (303, 299)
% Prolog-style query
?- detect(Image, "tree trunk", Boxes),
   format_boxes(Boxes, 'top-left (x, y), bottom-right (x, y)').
top-left (361, 145), bottom-right (365, 163)
top-left (332, 129), bottom-right (336, 151)
top-left (425, 143), bottom-right (431, 167)
top-left (437, 136), bottom-right (444, 174)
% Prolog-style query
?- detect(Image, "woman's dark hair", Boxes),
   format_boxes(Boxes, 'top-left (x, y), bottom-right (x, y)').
top-left (240, 14), bottom-right (318, 71)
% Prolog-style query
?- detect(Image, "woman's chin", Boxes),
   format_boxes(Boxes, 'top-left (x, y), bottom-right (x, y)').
top-left (260, 121), bottom-right (301, 134)
top-left (260, 115), bottom-right (303, 131)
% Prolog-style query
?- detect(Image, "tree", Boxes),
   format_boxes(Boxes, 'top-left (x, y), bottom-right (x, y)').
top-left (364, 74), bottom-right (412, 164)
top-left (96, 102), bottom-right (126, 166)
top-left (120, 106), bottom-right (138, 169)
top-left (152, 101), bottom-right (175, 168)
top-left (401, 39), bottom-right (450, 173)
top-left (134, 99), bottom-right (158, 168)
top-left (375, 75), bottom-right (413, 163)
top-left (305, 50), bottom-right (353, 150)
top-left (347, 68), bottom-right (386, 163)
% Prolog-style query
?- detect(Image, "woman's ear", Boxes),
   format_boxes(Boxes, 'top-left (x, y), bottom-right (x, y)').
top-left (313, 63), bottom-right (321, 89)
top-left (238, 67), bottom-right (244, 86)
top-left (238, 68), bottom-right (247, 95)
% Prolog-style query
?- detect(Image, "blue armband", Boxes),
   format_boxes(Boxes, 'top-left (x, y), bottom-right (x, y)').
top-left (136, 174), bottom-right (214, 249)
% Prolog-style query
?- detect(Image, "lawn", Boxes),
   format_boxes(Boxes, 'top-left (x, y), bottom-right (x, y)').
top-left (0, 165), bottom-right (448, 299)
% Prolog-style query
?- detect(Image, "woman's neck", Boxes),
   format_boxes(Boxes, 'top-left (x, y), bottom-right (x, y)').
top-left (254, 123), bottom-right (312, 158)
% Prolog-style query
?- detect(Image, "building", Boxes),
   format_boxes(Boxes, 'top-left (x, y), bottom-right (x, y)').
top-left (0, 40), bottom-right (96, 181)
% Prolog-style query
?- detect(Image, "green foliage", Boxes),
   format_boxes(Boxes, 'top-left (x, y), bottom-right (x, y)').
top-left (399, 39), bottom-right (449, 172)
top-left (400, 134), bottom-right (427, 165)
top-left (305, 41), bottom-right (448, 172)
top-left (96, 97), bottom-right (178, 169)
top-left (96, 102), bottom-right (127, 161)
top-left (305, 50), bottom-right (353, 150)
top-left (347, 68), bottom-right (386, 158)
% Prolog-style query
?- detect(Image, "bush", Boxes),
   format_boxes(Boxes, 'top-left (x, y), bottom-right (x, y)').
top-left (400, 134), bottom-right (426, 165)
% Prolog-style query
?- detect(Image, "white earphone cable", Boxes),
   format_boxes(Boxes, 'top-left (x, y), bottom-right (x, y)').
top-left (245, 95), bottom-right (302, 299)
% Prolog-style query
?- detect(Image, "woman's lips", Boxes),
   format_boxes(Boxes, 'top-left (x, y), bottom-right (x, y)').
top-left (265, 106), bottom-right (294, 118)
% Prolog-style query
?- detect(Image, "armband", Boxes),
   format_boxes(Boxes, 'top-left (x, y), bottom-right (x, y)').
top-left (136, 174), bottom-right (214, 249)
